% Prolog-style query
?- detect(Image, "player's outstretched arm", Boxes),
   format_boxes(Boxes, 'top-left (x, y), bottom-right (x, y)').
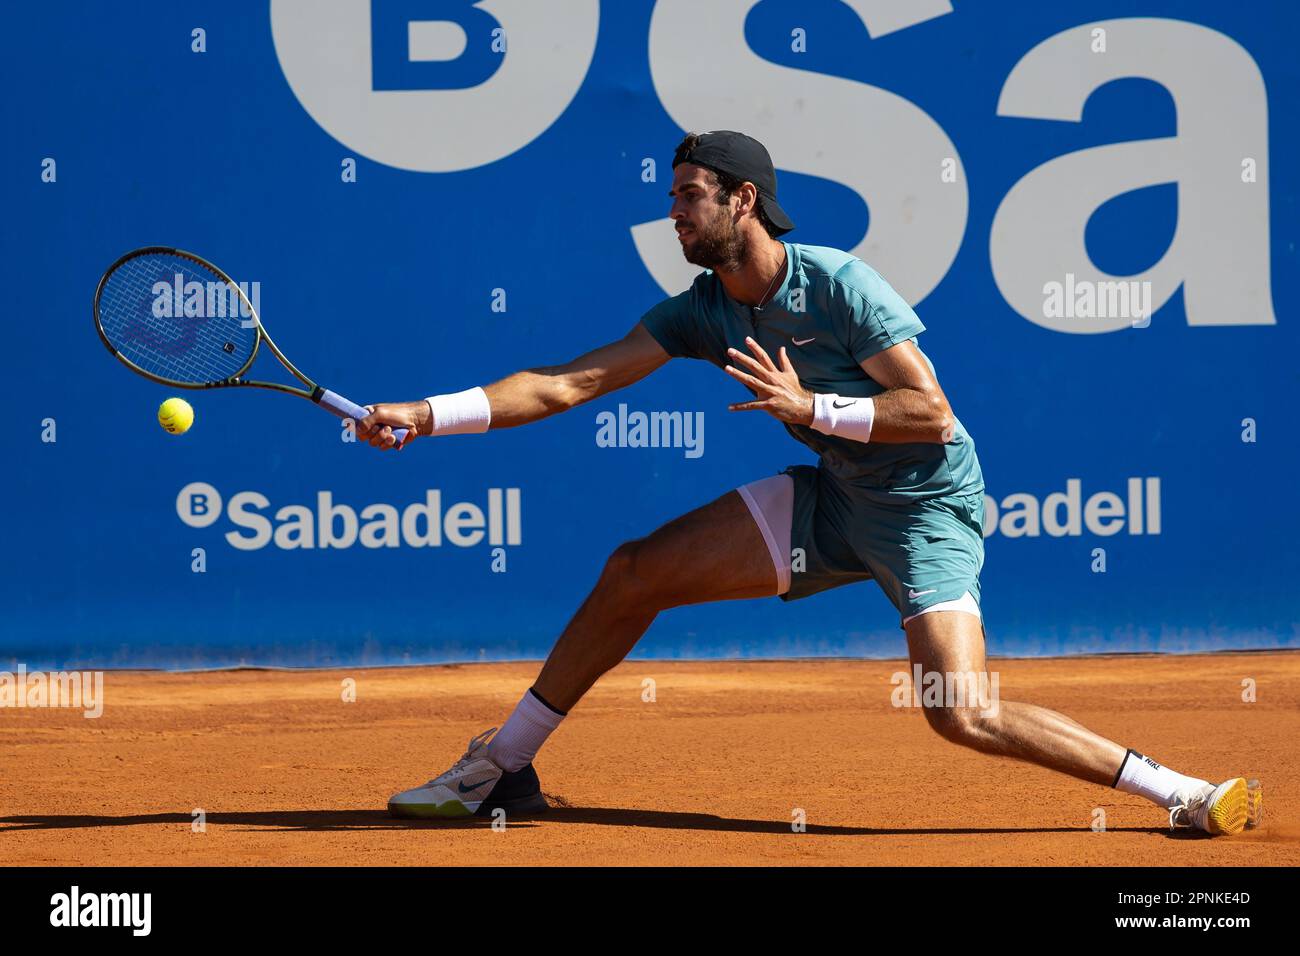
top-left (358, 323), bottom-right (670, 449)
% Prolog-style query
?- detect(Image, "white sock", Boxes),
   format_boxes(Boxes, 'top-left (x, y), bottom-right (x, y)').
top-left (1113, 749), bottom-right (1209, 808)
top-left (486, 688), bottom-right (566, 772)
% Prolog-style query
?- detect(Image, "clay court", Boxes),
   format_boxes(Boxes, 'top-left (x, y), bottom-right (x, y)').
top-left (3, 651), bottom-right (1295, 866)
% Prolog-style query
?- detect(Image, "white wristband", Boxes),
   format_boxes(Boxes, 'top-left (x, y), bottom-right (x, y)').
top-left (424, 387), bottom-right (492, 435)
top-left (812, 393), bottom-right (875, 444)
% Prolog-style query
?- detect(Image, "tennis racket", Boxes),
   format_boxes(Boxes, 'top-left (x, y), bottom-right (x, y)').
top-left (93, 246), bottom-right (407, 443)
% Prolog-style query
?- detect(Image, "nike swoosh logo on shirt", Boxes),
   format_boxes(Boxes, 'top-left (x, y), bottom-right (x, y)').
top-left (908, 589), bottom-right (937, 599)
top-left (792, 337), bottom-right (816, 345)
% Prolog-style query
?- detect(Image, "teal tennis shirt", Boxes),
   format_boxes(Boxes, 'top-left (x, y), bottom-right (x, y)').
top-left (640, 242), bottom-right (983, 503)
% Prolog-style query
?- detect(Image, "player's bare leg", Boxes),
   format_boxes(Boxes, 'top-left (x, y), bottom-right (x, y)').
top-left (388, 487), bottom-right (780, 818)
top-left (904, 610), bottom-right (1124, 784)
top-left (533, 488), bottom-right (779, 712)
top-left (904, 610), bottom-right (1262, 832)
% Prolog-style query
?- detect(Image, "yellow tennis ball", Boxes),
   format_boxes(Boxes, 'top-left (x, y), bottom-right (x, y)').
top-left (158, 397), bottom-right (195, 435)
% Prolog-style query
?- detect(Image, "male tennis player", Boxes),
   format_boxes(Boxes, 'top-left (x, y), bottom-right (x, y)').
top-left (359, 131), bottom-right (1261, 836)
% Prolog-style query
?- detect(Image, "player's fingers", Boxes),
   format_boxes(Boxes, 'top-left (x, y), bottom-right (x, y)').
top-left (724, 364), bottom-right (775, 394)
top-left (356, 405), bottom-right (381, 437)
top-left (725, 347), bottom-right (772, 380)
top-left (744, 336), bottom-right (777, 371)
top-left (728, 400), bottom-right (769, 412)
top-left (778, 346), bottom-right (793, 372)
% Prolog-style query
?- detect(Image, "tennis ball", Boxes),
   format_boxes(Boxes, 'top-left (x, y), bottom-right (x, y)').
top-left (158, 397), bottom-right (195, 435)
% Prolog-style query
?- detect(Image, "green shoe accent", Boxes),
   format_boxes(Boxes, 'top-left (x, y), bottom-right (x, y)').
top-left (388, 799), bottom-right (473, 820)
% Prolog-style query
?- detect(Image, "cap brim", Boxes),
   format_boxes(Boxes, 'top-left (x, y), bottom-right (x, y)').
top-left (764, 197), bottom-right (795, 236)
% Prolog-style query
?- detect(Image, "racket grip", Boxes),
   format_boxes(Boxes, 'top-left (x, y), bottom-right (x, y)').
top-left (316, 389), bottom-right (410, 445)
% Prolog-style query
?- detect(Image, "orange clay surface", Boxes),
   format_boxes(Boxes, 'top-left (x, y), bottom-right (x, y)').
top-left (3, 652), bottom-right (1296, 866)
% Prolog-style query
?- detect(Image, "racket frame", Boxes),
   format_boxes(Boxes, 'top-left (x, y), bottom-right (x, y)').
top-left (92, 245), bottom-right (326, 402)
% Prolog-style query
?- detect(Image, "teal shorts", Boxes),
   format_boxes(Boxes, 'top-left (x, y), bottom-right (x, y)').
top-left (777, 464), bottom-right (985, 624)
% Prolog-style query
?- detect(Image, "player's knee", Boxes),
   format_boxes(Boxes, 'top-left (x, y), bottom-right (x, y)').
top-left (922, 705), bottom-right (985, 746)
top-left (598, 539), bottom-right (663, 610)
top-left (600, 540), bottom-right (638, 584)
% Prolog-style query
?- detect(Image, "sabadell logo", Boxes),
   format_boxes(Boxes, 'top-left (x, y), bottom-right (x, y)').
top-left (175, 482), bottom-right (521, 551)
top-left (982, 478), bottom-right (1161, 538)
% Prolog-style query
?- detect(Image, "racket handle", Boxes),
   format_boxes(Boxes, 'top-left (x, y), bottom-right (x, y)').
top-left (316, 388), bottom-right (410, 445)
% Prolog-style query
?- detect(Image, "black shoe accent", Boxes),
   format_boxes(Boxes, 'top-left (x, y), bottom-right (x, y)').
top-left (474, 763), bottom-right (548, 817)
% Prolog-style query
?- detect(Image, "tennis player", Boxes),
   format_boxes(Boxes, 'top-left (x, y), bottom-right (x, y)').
top-left (359, 131), bottom-right (1261, 836)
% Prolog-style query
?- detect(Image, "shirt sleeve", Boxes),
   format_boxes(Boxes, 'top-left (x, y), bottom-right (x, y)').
top-left (639, 289), bottom-right (701, 361)
top-left (830, 261), bottom-right (926, 365)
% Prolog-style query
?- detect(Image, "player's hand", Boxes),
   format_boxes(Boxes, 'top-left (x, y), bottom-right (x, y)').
top-left (724, 338), bottom-right (814, 426)
top-left (356, 401), bottom-right (430, 451)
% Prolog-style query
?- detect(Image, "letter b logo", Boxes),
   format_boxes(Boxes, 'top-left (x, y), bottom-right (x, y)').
top-left (271, 0), bottom-right (599, 172)
top-left (176, 482), bottom-right (222, 528)
top-left (371, 0), bottom-right (501, 91)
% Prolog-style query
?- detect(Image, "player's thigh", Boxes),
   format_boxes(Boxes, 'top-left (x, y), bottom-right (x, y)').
top-left (618, 484), bottom-right (784, 607)
top-left (904, 610), bottom-right (988, 675)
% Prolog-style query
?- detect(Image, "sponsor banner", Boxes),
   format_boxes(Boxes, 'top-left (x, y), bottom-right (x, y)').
top-left (4, 1), bottom-right (1296, 667)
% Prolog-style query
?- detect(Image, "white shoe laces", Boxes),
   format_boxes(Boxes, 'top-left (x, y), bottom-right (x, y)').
top-left (1167, 803), bottom-right (1189, 829)
top-left (425, 727), bottom-right (498, 786)
top-left (1167, 786), bottom-right (1209, 829)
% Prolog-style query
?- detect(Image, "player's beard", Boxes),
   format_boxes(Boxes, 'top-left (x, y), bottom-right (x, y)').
top-left (680, 204), bottom-right (747, 271)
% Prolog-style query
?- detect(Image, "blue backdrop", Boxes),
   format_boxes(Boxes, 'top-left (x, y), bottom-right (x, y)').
top-left (3, 1), bottom-right (1296, 669)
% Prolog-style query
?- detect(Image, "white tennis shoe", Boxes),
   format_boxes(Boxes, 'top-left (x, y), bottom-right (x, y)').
top-left (1168, 777), bottom-right (1262, 835)
top-left (388, 727), bottom-right (548, 819)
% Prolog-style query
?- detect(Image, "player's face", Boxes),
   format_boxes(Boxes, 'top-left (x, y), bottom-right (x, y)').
top-left (669, 164), bottom-right (745, 269)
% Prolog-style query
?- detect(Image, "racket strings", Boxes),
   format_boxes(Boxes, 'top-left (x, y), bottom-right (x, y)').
top-left (97, 253), bottom-right (257, 385)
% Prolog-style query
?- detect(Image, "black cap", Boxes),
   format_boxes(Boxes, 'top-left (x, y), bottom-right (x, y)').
top-left (672, 131), bottom-right (795, 236)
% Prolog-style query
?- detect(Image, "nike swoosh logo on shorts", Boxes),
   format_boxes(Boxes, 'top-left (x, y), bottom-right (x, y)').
top-left (793, 337), bottom-right (816, 345)
top-left (909, 589), bottom-right (937, 599)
